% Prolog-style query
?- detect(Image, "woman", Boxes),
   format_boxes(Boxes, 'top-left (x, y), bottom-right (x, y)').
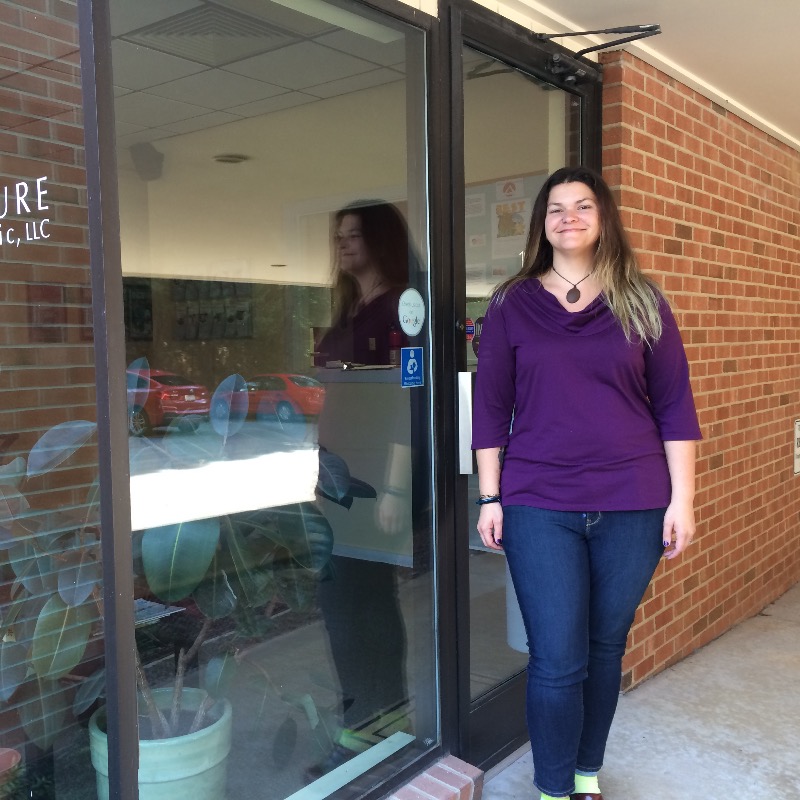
top-left (310, 201), bottom-right (413, 779)
top-left (472, 167), bottom-right (701, 800)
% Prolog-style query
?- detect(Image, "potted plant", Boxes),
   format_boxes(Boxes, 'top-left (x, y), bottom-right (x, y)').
top-left (0, 365), bottom-right (371, 800)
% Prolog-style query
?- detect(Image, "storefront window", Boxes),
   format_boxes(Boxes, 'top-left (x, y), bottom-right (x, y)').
top-left (0, 1), bottom-right (103, 797)
top-left (110, 0), bottom-right (436, 797)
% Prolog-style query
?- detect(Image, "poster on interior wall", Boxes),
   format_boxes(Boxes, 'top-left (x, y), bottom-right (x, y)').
top-left (465, 193), bottom-right (485, 218)
top-left (464, 172), bottom-right (546, 296)
top-left (491, 199), bottom-right (531, 259)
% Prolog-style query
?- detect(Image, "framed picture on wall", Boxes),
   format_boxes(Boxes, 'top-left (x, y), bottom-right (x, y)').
top-left (123, 280), bottom-right (153, 341)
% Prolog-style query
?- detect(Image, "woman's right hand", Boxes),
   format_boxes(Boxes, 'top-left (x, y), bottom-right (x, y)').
top-left (477, 504), bottom-right (504, 550)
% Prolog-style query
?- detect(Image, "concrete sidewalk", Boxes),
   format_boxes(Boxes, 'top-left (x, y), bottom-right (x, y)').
top-left (482, 582), bottom-right (800, 799)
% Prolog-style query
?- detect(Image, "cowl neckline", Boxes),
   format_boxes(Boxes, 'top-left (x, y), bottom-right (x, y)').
top-left (513, 278), bottom-right (619, 336)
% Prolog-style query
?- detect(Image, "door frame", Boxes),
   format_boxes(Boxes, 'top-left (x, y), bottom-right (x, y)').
top-left (436, 0), bottom-right (603, 769)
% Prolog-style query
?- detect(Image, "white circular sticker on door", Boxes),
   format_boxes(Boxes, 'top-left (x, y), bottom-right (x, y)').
top-left (398, 288), bottom-right (425, 337)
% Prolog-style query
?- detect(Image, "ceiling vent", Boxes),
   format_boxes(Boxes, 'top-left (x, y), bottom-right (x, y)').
top-left (121, 4), bottom-right (300, 67)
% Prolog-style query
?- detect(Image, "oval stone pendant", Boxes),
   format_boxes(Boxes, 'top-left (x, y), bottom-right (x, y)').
top-left (566, 287), bottom-right (581, 303)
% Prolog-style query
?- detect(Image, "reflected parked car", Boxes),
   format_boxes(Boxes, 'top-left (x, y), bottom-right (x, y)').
top-left (127, 369), bottom-right (211, 435)
top-left (244, 374), bottom-right (325, 422)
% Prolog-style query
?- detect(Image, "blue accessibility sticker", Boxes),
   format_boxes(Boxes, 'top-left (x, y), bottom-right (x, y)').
top-left (400, 347), bottom-right (423, 388)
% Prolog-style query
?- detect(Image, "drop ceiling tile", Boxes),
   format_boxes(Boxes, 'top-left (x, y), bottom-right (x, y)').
top-left (147, 69), bottom-right (287, 110)
top-left (225, 41), bottom-right (374, 90)
top-left (114, 91), bottom-right (211, 127)
top-left (160, 110), bottom-right (244, 134)
top-left (111, 40), bottom-right (207, 91)
top-left (115, 120), bottom-right (149, 137)
top-left (116, 128), bottom-right (176, 151)
top-left (228, 91), bottom-right (318, 117)
top-left (314, 29), bottom-right (406, 67)
top-left (304, 67), bottom-right (404, 99)
top-left (110, 0), bottom-right (201, 38)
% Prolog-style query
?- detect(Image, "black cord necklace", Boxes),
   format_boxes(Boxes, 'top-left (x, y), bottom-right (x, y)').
top-left (550, 265), bottom-right (595, 303)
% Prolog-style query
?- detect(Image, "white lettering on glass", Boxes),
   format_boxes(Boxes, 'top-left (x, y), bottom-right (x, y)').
top-left (0, 177), bottom-right (51, 247)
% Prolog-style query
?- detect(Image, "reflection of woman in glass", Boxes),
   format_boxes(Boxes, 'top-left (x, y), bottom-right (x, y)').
top-left (314, 201), bottom-right (409, 369)
top-left (310, 201), bottom-right (412, 779)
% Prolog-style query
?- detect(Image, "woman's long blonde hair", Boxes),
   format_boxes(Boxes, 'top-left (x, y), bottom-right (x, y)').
top-left (496, 166), bottom-right (663, 343)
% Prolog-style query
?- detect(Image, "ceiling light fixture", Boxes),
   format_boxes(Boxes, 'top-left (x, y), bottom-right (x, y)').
top-left (213, 153), bottom-right (251, 164)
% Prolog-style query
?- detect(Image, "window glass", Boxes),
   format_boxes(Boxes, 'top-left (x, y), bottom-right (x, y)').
top-left (461, 45), bottom-right (578, 700)
top-left (0, 2), bottom-right (104, 798)
top-left (110, 0), bottom-right (437, 797)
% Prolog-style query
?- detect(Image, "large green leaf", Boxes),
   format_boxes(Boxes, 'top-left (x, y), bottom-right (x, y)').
top-left (0, 483), bottom-right (29, 548)
top-left (209, 374), bottom-right (248, 441)
top-left (141, 518), bottom-right (220, 602)
top-left (18, 678), bottom-right (68, 751)
top-left (223, 518), bottom-right (260, 606)
top-left (204, 652), bottom-right (237, 699)
top-left (0, 456), bottom-right (25, 487)
top-left (192, 565), bottom-right (237, 619)
top-left (10, 595), bottom-right (47, 649)
top-left (26, 421), bottom-right (96, 478)
top-left (81, 478), bottom-right (102, 529)
top-left (257, 503), bottom-right (333, 572)
top-left (126, 357), bottom-right (150, 414)
top-left (8, 538), bottom-right (57, 597)
top-left (31, 595), bottom-right (93, 680)
top-left (58, 549), bottom-right (101, 607)
top-left (0, 640), bottom-right (29, 702)
top-left (73, 668), bottom-right (106, 716)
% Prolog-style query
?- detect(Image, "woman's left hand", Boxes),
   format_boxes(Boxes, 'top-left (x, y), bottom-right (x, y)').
top-left (376, 491), bottom-right (409, 535)
top-left (662, 499), bottom-right (695, 559)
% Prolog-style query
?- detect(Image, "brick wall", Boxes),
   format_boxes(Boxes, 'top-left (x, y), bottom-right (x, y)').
top-left (0, 0), bottom-right (99, 767)
top-left (0, 0), bottom-right (95, 466)
top-left (600, 50), bottom-right (800, 688)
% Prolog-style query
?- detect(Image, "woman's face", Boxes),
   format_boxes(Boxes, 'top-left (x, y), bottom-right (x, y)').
top-left (335, 214), bottom-right (372, 275)
top-left (544, 182), bottom-right (601, 259)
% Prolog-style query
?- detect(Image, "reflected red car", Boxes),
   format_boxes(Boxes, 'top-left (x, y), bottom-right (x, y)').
top-left (127, 369), bottom-right (211, 435)
top-left (244, 374), bottom-right (325, 422)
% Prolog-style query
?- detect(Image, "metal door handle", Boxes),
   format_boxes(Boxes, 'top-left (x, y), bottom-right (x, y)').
top-left (458, 371), bottom-right (475, 474)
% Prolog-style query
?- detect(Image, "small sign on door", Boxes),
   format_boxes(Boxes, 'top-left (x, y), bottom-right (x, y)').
top-left (400, 347), bottom-right (423, 388)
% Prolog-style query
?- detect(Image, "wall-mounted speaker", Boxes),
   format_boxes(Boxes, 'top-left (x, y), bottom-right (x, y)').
top-left (129, 142), bottom-right (164, 181)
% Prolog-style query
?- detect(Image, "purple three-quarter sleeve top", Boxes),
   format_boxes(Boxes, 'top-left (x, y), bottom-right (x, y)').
top-left (471, 279), bottom-right (702, 511)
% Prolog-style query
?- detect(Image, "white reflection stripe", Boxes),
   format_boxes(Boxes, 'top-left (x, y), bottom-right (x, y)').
top-left (130, 449), bottom-right (318, 530)
top-left (286, 732), bottom-right (415, 800)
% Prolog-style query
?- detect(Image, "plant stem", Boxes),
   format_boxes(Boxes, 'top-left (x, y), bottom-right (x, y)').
top-left (188, 693), bottom-right (216, 734)
top-left (171, 617), bottom-right (212, 732)
top-left (135, 649), bottom-right (169, 739)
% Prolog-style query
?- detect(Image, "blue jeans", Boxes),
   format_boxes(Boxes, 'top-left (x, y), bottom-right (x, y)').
top-left (502, 506), bottom-right (666, 798)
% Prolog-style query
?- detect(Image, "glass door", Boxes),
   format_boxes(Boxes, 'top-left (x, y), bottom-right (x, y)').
top-left (455, 40), bottom-right (589, 767)
top-left (107, 0), bottom-right (437, 797)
